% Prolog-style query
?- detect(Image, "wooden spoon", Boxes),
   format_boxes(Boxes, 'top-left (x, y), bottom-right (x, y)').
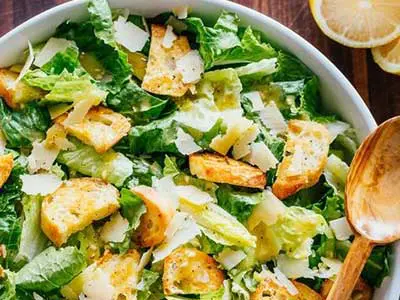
top-left (327, 116), bottom-right (400, 300)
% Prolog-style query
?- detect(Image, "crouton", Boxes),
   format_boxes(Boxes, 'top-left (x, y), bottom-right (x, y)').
top-left (61, 250), bottom-right (140, 300)
top-left (272, 120), bottom-right (330, 199)
top-left (292, 281), bottom-right (322, 300)
top-left (141, 25), bottom-right (194, 97)
top-left (56, 106), bottom-right (131, 153)
top-left (189, 152), bottom-right (266, 189)
top-left (320, 279), bottom-right (372, 300)
top-left (132, 186), bottom-right (175, 247)
top-left (250, 277), bottom-right (295, 300)
top-left (0, 154), bottom-right (13, 188)
top-left (41, 178), bottom-right (120, 246)
top-left (163, 247), bottom-right (224, 295)
top-left (0, 69), bottom-right (43, 108)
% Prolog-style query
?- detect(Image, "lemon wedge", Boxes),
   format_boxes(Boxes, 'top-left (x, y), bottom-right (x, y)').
top-left (372, 37), bottom-right (400, 75)
top-left (309, 0), bottom-right (400, 48)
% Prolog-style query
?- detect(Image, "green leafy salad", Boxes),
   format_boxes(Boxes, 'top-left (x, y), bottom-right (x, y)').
top-left (0, 0), bottom-right (392, 299)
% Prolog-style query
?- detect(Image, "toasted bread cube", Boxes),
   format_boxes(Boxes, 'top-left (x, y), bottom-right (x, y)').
top-left (163, 247), bottom-right (224, 295)
top-left (56, 106), bottom-right (131, 154)
top-left (189, 152), bottom-right (266, 189)
top-left (132, 186), bottom-right (175, 247)
top-left (0, 154), bottom-right (13, 188)
top-left (272, 120), bottom-right (330, 199)
top-left (250, 277), bottom-right (295, 300)
top-left (292, 281), bottom-right (322, 300)
top-left (320, 279), bottom-right (372, 300)
top-left (41, 178), bottom-right (120, 246)
top-left (0, 69), bottom-right (43, 108)
top-left (141, 25), bottom-right (194, 97)
top-left (61, 250), bottom-right (140, 300)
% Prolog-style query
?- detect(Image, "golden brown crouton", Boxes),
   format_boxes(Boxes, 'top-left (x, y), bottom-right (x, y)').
top-left (41, 178), bottom-right (120, 247)
top-left (163, 247), bottom-right (224, 295)
top-left (0, 154), bottom-right (13, 188)
top-left (0, 69), bottom-right (43, 108)
top-left (250, 277), bottom-right (295, 300)
top-left (189, 152), bottom-right (266, 189)
top-left (272, 120), bottom-right (330, 199)
top-left (141, 25), bottom-right (194, 97)
top-left (55, 106), bottom-right (131, 153)
top-left (132, 185), bottom-right (175, 247)
top-left (61, 250), bottom-right (140, 300)
top-left (320, 279), bottom-right (372, 300)
top-left (292, 281), bottom-right (322, 300)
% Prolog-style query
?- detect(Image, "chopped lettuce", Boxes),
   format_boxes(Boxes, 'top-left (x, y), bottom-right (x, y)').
top-left (0, 100), bottom-right (50, 148)
top-left (107, 81), bottom-right (170, 125)
top-left (0, 271), bottom-right (16, 300)
top-left (272, 52), bottom-right (313, 82)
top-left (87, 0), bottom-right (115, 47)
top-left (57, 138), bottom-right (133, 186)
top-left (126, 156), bottom-right (163, 187)
top-left (41, 43), bottom-right (81, 75)
top-left (67, 225), bottom-right (102, 265)
top-left (137, 269), bottom-right (162, 300)
top-left (17, 195), bottom-right (48, 263)
top-left (216, 185), bottom-right (263, 223)
top-left (117, 115), bottom-right (180, 155)
top-left (180, 199), bottom-right (256, 248)
top-left (187, 11), bottom-right (276, 69)
top-left (15, 246), bottom-right (86, 292)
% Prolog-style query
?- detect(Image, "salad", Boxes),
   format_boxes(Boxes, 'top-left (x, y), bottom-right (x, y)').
top-left (0, 0), bottom-right (392, 299)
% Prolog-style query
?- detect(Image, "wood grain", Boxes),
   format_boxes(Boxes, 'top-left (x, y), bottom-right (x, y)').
top-left (0, 0), bottom-right (399, 124)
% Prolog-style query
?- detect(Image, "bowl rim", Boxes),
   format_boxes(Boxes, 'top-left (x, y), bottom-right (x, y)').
top-left (1, 0), bottom-right (398, 299)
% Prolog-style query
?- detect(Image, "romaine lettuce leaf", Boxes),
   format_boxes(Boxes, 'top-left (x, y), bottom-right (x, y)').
top-left (41, 43), bottom-right (81, 75)
top-left (180, 199), bottom-right (256, 248)
top-left (216, 185), bottom-right (263, 223)
top-left (17, 195), bottom-right (48, 263)
top-left (0, 271), bottom-right (16, 300)
top-left (107, 81), bottom-right (170, 125)
top-left (187, 11), bottom-right (276, 69)
top-left (137, 269), bottom-right (161, 300)
top-left (0, 99), bottom-right (50, 148)
top-left (15, 246), bottom-right (86, 292)
top-left (235, 58), bottom-right (278, 87)
top-left (87, 0), bottom-right (115, 47)
top-left (126, 156), bottom-right (163, 187)
top-left (66, 225), bottom-right (102, 265)
top-left (57, 138), bottom-right (133, 186)
top-left (272, 52), bottom-right (314, 82)
top-left (117, 115), bottom-right (180, 155)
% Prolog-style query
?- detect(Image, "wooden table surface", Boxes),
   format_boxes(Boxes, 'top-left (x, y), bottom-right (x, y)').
top-left (0, 0), bottom-right (399, 124)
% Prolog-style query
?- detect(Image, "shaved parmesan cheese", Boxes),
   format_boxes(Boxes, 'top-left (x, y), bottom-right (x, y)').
top-left (14, 41), bottom-right (34, 88)
top-left (200, 226), bottom-right (234, 246)
top-left (33, 293), bottom-right (45, 300)
top-left (28, 141), bottom-right (59, 173)
top-left (100, 212), bottom-right (129, 243)
top-left (137, 247), bottom-right (153, 275)
top-left (216, 248), bottom-right (246, 270)
top-left (175, 128), bottom-right (202, 155)
top-left (153, 212), bottom-right (200, 262)
top-left (210, 115), bottom-right (253, 155)
top-left (329, 217), bottom-right (353, 241)
top-left (173, 5), bottom-right (189, 19)
top-left (277, 255), bottom-right (316, 279)
top-left (247, 189), bottom-right (287, 231)
top-left (325, 121), bottom-right (350, 143)
top-left (62, 98), bottom-right (97, 127)
top-left (259, 102), bottom-right (287, 135)
top-left (232, 125), bottom-right (259, 159)
top-left (152, 175), bottom-right (179, 210)
top-left (222, 280), bottom-right (231, 300)
top-left (21, 173), bottom-right (62, 196)
top-left (162, 25), bottom-right (177, 48)
top-left (176, 50), bottom-right (204, 84)
top-left (243, 91), bottom-right (264, 111)
top-left (317, 257), bottom-right (342, 279)
top-left (244, 142), bottom-right (278, 172)
top-left (273, 267), bottom-right (298, 296)
top-left (34, 38), bottom-right (74, 67)
top-left (114, 16), bottom-right (149, 52)
top-left (175, 185), bottom-right (214, 205)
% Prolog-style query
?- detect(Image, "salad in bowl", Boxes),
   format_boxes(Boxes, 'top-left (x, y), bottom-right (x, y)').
top-left (0, 0), bottom-right (392, 299)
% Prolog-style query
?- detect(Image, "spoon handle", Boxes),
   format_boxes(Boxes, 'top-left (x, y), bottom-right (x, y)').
top-left (327, 235), bottom-right (374, 300)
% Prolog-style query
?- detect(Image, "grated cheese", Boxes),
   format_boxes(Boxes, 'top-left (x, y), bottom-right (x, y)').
top-left (21, 173), bottom-right (62, 196)
top-left (114, 16), bottom-right (149, 52)
top-left (176, 50), bottom-right (205, 84)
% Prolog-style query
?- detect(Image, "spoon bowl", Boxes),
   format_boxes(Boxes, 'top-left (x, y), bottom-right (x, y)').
top-left (328, 116), bottom-right (400, 300)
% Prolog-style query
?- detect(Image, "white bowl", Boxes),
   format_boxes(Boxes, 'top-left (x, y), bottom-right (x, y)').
top-left (0, 0), bottom-right (398, 298)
